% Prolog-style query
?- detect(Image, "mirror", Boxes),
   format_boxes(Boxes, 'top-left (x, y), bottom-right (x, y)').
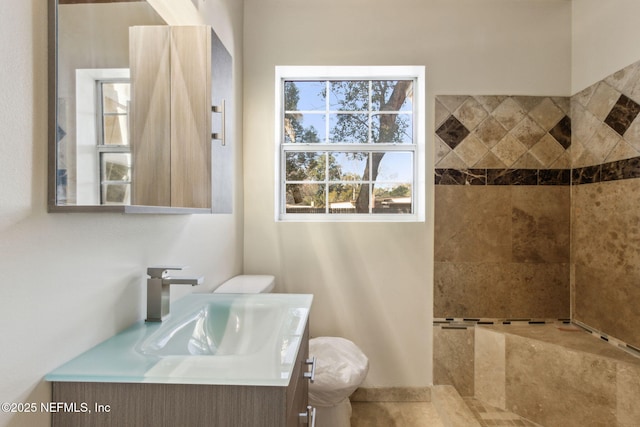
top-left (49, 0), bottom-right (232, 213)
top-left (49, 0), bottom-right (167, 211)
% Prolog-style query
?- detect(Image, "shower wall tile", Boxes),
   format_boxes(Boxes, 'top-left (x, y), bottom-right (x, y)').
top-left (511, 186), bottom-right (570, 263)
top-left (572, 178), bottom-right (640, 349)
top-left (572, 59), bottom-right (640, 168)
top-left (434, 186), bottom-right (511, 263)
top-left (436, 95), bottom-right (571, 169)
top-left (434, 185), bottom-right (570, 319)
top-left (434, 262), bottom-right (569, 319)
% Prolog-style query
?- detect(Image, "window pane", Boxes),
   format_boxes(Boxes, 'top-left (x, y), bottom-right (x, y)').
top-left (285, 81), bottom-right (325, 111)
top-left (330, 152), bottom-right (368, 181)
top-left (371, 113), bottom-right (412, 143)
top-left (102, 183), bottom-right (130, 205)
top-left (103, 115), bottom-right (129, 145)
top-left (284, 113), bottom-right (325, 143)
top-left (371, 80), bottom-right (413, 111)
top-left (376, 152), bottom-right (413, 182)
top-left (329, 113), bottom-right (369, 143)
top-left (329, 184), bottom-right (361, 213)
top-left (286, 152), bottom-right (325, 181)
top-left (373, 183), bottom-right (412, 214)
top-left (285, 184), bottom-right (326, 213)
top-left (101, 153), bottom-right (131, 182)
top-left (102, 83), bottom-right (130, 114)
top-left (329, 81), bottom-right (369, 111)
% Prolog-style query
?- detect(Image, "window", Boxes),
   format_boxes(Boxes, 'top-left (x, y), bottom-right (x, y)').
top-left (97, 80), bottom-right (131, 205)
top-left (275, 66), bottom-right (425, 222)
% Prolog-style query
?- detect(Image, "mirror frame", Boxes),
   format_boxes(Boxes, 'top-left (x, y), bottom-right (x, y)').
top-left (47, 0), bottom-right (211, 214)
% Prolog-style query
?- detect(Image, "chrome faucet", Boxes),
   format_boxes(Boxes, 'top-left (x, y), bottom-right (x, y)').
top-left (146, 266), bottom-right (204, 322)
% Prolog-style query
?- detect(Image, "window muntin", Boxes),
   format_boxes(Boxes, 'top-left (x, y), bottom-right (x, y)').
top-left (276, 66), bottom-right (425, 221)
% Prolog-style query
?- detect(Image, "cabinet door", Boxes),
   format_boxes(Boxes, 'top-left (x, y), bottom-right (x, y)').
top-left (130, 25), bottom-right (212, 209)
top-left (130, 25), bottom-right (172, 206)
top-left (170, 26), bottom-right (211, 209)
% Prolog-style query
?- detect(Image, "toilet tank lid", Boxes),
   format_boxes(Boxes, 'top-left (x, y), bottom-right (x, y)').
top-left (215, 275), bottom-right (275, 293)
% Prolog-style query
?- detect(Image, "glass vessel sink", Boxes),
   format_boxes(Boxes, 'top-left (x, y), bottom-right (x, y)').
top-left (138, 299), bottom-right (284, 356)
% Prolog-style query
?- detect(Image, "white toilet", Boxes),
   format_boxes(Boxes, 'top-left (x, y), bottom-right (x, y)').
top-left (213, 274), bottom-right (275, 294)
top-left (213, 275), bottom-right (369, 427)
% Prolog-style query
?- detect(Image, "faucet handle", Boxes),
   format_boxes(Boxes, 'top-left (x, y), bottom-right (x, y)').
top-left (147, 266), bottom-right (187, 279)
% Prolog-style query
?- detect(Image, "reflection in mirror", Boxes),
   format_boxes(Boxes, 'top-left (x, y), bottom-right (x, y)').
top-left (53, 0), bottom-right (165, 207)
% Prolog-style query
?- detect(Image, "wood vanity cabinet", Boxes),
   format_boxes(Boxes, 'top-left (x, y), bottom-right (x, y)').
top-left (51, 322), bottom-right (311, 427)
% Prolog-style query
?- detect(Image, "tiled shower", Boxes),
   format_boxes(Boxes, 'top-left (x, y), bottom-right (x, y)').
top-left (432, 59), bottom-right (640, 424)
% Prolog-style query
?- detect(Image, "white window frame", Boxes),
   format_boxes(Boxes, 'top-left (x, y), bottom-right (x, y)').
top-left (274, 65), bottom-right (426, 222)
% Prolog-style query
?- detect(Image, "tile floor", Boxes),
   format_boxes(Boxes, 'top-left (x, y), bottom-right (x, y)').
top-left (463, 398), bottom-right (542, 427)
top-left (351, 402), bottom-right (444, 427)
top-left (350, 398), bottom-right (541, 426)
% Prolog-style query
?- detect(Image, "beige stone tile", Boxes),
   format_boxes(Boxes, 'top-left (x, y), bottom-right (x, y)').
top-left (604, 60), bottom-right (639, 93)
top-left (432, 385), bottom-right (481, 427)
top-left (474, 327), bottom-right (505, 409)
top-left (528, 97), bottom-right (565, 131)
top-left (351, 387), bottom-right (431, 402)
top-left (549, 151), bottom-right (571, 169)
top-left (351, 402), bottom-right (444, 427)
top-left (434, 262), bottom-right (511, 318)
top-left (605, 139), bottom-right (640, 163)
top-left (434, 186), bottom-right (512, 263)
top-left (435, 262), bottom-right (568, 319)
top-left (507, 263), bottom-right (570, 319)
top-left (474, 95), bottom-right (508, 113)
top-left (551, 96), bottom-right (571, 115)
top-left (617, 362), bottom-right (640, 426)
top-left (454, 97), bottom-right (489, 131)
top-left (475, 116), bottom-right (508, 148)
top-left (513, 96), bottom-right (543, 113)
top-left (572, 180), bottom-right (640, 348)
top-left (510, 116), bottom-right (546, 149)
top-left (438, 95), bottom-right (469, 114)
top-left (621, 64), bottom-right (640, 105)
top-left (433, 326), bottom-right (475, 397)
top-left (622, 114), bottom-right (640, 151)
top-left (528, 133), bottom-right (565, 167)
top-left (435, 99), bottom-right (451, 128)
top-left (587, 81), bottom-right (620, 120)
top-left (435, 136), bottom-right (452, 165)
top-left (491, 134), bottom-right (527, 167)
top-left (570, 101), bottom-right (600, 147)
top-left (511, 186), bottom-right (570, 263)
top-left (584, 122), bottom-right (622, 163)
top-left (511, 152), bottom-right (543, 169)
top-left (475, 151), bottom-right (507, 168)
top-left (492, 98), bottom-right (527, 131)
top-left (573, 83), bottom-right (597, 108)
top-left (505, 334), bottom-right (617, 427)
top-left (454, 134), bottom-right (488, 167)
top-left (436, 149), bottom-right (467, 169)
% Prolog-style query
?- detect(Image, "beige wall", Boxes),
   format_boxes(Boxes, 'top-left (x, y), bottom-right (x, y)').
top-left (243, 0), bottom-right (571, 387)
top-left (572, 0), bottom-right (640, 93)
top-left (0, 1), bottom-right (243, 426)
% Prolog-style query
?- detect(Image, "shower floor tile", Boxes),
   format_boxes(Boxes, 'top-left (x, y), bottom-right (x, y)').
top-left (464, 397), bottom-right (542, 427)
